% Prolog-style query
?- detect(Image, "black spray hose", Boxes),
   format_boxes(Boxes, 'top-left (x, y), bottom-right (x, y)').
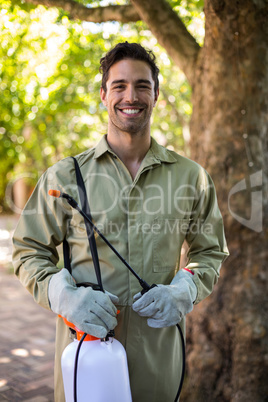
top-left (175, 324), bottom-right (185, 401)
top-left (74, 332), bottom-right (87, 402)
top-left (49, 190), bottom-right (185, 401)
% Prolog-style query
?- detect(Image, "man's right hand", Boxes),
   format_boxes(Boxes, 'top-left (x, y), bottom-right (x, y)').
top-left (48, 268), bottom-right (119, 338)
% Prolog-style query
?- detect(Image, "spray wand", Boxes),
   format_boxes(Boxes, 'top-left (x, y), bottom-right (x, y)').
top-left (48, 189), bottom-right (184, 402)
top-left (48, 190), bottom-right (156, 294)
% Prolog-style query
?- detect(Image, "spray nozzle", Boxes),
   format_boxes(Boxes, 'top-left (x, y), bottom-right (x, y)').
top-left (49, 190), bottom-right (78, 208)
top-left (48, 189), bottom-right (61, 198)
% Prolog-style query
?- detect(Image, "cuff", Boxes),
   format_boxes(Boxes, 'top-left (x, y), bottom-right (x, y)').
top-left (171, 269), bottom-right (198, 303)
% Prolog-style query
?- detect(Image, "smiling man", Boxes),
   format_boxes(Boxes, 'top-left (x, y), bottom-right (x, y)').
top-left (13, 42), bottom-right (228, 401)
top-left (100, 51), bottom-right (159, 179)
top-left (101, 59), bottom-right (157, 133)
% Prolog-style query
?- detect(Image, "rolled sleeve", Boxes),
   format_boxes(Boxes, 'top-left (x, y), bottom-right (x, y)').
top-left (12, 167), bottom-right (71, 310)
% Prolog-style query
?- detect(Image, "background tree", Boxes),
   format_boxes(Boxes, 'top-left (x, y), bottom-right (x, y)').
top-left (2, 0), bottom-right (268, 400)
top-left (0, 1), bottom-right (196, 211)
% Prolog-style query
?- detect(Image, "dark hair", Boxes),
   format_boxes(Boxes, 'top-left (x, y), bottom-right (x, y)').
top-left (99, 42), bottom-right (159, 96)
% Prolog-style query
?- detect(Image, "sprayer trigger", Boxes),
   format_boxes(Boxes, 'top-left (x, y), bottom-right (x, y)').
top-left (141, 283), bottom-right (157, 295)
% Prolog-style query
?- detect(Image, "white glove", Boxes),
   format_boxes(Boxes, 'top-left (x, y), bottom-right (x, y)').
top-left (48, 268), bottom-right (119, 338)
top-left (132, 270), bottom-right (197, 328)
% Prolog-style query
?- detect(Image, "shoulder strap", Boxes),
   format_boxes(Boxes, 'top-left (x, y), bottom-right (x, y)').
top-left (63, 238), bottom-right (71, 274)
top-left (62, 157), bottom-right (104, 292)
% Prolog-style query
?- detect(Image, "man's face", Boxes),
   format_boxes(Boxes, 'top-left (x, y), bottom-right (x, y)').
top-left (100, 59), bottom-right (159, 136)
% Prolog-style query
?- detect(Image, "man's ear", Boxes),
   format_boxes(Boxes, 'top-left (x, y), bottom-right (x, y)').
top-left (154, 88), bottom-right (160, 106)
top-left (100, 87), bottom-right (107, 107)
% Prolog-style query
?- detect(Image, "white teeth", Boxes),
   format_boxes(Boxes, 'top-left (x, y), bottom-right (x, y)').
top-left (121, 109), bottom-right (140, 114)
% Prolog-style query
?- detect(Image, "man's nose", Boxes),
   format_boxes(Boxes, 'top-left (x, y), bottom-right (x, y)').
top-left (124, 86), bottom-right (138, 103)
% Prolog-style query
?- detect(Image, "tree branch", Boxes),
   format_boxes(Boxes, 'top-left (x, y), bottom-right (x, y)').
top-left (22, 0), bottom-right (200, 83)
top-left (23, 0), bottom-right (141, 23)
top-left (131, 0), bottom-right (200, 85)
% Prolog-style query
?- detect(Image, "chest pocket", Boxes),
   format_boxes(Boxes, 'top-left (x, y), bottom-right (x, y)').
top-left (153, 217), bottom-right (191, 272)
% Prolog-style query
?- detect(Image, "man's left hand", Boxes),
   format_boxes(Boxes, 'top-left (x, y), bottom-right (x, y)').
top-left (132, 272), bottom-right (197, 328)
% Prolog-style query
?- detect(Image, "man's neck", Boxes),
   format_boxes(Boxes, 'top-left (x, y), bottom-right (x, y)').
top-left (106, 131), bottom-right (151, 180)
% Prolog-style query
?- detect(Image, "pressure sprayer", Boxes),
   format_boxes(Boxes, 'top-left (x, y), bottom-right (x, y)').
top-left (48, 189), bottom-right (185, 402)
top-left (60, 315), bottom-right (132, 402)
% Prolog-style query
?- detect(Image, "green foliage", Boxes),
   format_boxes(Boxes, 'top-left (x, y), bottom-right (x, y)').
top-left (0, 0), bottom-right (203, 211)
top-left (167, 0), bottom-right (205, 45)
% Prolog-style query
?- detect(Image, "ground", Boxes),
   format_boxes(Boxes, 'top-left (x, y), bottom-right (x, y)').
top-left (0, 215), bottom-right (55, 401)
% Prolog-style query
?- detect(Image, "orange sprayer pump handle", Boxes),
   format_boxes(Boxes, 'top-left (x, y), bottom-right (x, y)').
top-left (59, 315), bottom-right (99, 341)
top-left (59, 311), bottom-right (120, 341)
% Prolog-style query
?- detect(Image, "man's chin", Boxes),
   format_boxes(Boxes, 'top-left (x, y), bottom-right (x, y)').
top-left (109, 116), bottom-right (149, 135)
top-left (121, 125), bottom-right (146, 135)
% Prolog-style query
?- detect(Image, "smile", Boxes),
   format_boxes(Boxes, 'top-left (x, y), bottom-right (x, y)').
top-left (119, 108), bottom-right (143, 115)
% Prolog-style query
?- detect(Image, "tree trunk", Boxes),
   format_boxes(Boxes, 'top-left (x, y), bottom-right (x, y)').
top-left (184, 1), bottom-right (268, 401)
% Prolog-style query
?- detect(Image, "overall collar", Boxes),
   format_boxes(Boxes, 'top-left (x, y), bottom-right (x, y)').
top-left (94, 135), bottom-right (177, 166)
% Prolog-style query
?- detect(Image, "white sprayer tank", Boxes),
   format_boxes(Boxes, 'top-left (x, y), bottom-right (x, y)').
top-left (61, 336), bottom-right (132, 402)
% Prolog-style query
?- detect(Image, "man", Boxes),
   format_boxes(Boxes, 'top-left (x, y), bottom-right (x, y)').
top-left (13, 42), bottom-right (229, 401)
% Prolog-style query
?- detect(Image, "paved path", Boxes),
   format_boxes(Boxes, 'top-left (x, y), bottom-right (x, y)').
top-left (0, 267), bottom-right (56, 401)
top-left (0, 215), bottom-right (56, 401)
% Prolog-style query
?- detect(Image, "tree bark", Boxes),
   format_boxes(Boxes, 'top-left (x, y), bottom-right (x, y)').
top-left (184, 0), bottom-right (268, 401)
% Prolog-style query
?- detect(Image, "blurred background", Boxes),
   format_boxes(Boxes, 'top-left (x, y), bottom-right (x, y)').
top-left (1, 0), bottom-right (267, 401)
top-left (0, 1), bottom-right (204, 219)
